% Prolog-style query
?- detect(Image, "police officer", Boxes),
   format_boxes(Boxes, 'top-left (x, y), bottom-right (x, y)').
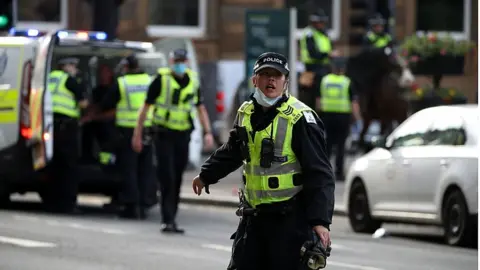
top-left (192, 52), bottom-right (335, 269)
top-left (100, 55), bottom-right (154, 219)
top-left (133, 49), bottom-right (214, 233)
top-left (363, 13), bottom-right (393, 49)
top-left (46, 57), bottom-right (88, 214)
top-left (299, 9), bottom-right (339, 109)
top-left (315, 58), bottom-right (361, 180)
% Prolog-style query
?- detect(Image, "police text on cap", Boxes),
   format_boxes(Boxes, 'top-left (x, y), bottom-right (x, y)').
top-left (263, 57), bottom-right (283, 65)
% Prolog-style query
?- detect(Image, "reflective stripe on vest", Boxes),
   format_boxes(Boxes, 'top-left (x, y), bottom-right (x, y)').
top-left (367, 32), bottom-right (392, 48)
top-left (116, 74), bottom-right (153, 128)
top-left (300, 27), bottom-right (332, 65)
top-left (237, 97), bottom-right (313, 207)
top-left (48, 70), bottom-right (80, 118)
top-left (153, 68), bottom-right (198, 131)
top-left (320, 74), bottom-right (352, 113)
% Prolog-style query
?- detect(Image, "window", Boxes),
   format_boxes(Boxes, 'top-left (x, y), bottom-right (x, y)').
top-left (15, 0), bottom-right (68, 31)
top-left (426, 115), bottom-right (466, 146)
top-left (284, 0), bottom-right (341, 41)
top-left (386, 111), bottom-right (433, 148)
top-left (146, 0), bottom-right (207, 38)
top-left (415, 0), bottom-right (471, 40)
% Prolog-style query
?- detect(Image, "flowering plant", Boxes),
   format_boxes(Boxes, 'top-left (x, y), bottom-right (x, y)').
top-left (409, 83), bottom-right (467, 102)
top-left (400, 33), bottom-right (475, 63)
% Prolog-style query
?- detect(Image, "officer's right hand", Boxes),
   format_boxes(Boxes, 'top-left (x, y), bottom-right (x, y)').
top-left (192, 175), bottom-right (207, 196)
top-left (132, 134), bottom-right (143, 153)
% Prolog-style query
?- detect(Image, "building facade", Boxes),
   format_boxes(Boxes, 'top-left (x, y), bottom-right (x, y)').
top-left (18, 0), bottom-right (478, 101)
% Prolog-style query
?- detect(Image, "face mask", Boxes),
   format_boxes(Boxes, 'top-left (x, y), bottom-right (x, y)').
top-left (253, 87), bottom-right (282, 107)
top-left (172, 63), bottom-right (187, 75)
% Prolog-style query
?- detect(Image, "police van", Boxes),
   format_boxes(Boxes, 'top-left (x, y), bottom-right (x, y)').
top-left (0, 29), bottom-right (202, 206)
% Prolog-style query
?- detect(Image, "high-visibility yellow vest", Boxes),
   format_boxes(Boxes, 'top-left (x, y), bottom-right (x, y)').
top-left (47, 70), bottom-right (80, 118)
top-left (300, 26), bottom-right (332, 65)
top-left (153, 67), bottom-right (199, 131)
top-left (320, 73), bottom-right (352, 113)
top-left (116, 73), bottom-right (153, 128)
top-left (366, 31), bottom-right (392, 48)
top-left (237, 96), bottom-right (313, 208)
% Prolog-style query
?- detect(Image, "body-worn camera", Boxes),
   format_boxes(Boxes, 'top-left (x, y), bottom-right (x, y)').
top-left (260, 138), bottom-right (274, 168)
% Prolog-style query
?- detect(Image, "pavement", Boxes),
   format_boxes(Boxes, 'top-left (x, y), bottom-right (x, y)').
top-left (0, 202), bottom-right (476, 270)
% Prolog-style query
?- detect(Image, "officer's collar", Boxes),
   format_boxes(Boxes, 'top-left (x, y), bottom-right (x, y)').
top-left (250, 93), bottom-right (289, 111)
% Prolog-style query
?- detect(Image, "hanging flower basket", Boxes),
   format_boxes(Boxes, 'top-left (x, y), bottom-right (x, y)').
top-left (400, 33), bottom-right (475, 76)
top-left (408, 84), bottom-right (468, 113)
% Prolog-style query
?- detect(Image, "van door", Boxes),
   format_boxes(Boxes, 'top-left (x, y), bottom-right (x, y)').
top-left (30, 34), bottom-right (56, 170)
top-left (152, 38), bottom-right (203, 168)
top-left (0, 43), bottom-right (26, 150)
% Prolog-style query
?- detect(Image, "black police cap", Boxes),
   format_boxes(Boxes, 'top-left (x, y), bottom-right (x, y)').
top-left (369, 13), bottom-right (386, 25)
top-left (119, 54), bottom-right (138, 68)
top-left (309, 9), bottom-right (329, 22)
top-left (253, 52), bottom-right (289, 75)
top-left (170, 49), bottom-right (188, 60)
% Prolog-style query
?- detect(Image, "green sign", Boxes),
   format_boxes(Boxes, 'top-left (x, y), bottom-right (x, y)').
top-left (244, 9), bottom-right (291, 100)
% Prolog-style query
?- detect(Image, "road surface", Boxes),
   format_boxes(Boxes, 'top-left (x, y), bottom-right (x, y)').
top-left (0, 202), bottom-right (476, 270)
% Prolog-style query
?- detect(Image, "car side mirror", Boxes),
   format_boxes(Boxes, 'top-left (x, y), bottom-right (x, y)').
top-left (371, 135), bottom-right (388, 149)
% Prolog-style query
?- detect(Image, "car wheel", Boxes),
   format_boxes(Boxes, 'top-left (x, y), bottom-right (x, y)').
top-left (348, 181), bottom-right (381, 233)
top-left (442, 189), bottom-right (474, 247)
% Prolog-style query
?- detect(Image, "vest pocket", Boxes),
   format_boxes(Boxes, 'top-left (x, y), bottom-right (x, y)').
top-left (292, 173), bottom-right (303, 186)
top-left (268, 177), bottom-right (279, 189)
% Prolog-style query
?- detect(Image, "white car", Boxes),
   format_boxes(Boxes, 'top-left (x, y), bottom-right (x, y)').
top-left (344, 105), bottom-right (478, 246)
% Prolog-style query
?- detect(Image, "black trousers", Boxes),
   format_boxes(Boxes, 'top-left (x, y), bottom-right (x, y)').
top-left (321, 113), bottom-right (351, 176)
top-left (116, 127), bottom-right (154, 207)
top-left (154, 130), bottom-right (190, 224)
top-left (231, 204), bottom-right (312, 270)
top-left (48, 115), bottom-right (79, 210)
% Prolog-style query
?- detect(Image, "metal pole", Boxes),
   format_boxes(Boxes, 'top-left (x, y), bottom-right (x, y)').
top-left (289, 8), bottom-right (297, 98)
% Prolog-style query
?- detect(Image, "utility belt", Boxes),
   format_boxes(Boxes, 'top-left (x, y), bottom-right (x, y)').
top-left (235, 190), bottom-right (295, 218)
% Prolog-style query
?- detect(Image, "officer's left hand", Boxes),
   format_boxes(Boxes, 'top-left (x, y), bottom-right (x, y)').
top-left (313, 225), bottom-right (331, 248)
top-left (203, 133), bottom-right (214, 150)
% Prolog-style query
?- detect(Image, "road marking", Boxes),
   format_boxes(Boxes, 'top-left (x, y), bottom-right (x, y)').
top-left (0, 236), bottom-right (56, 248)
top-left (201, 243), bottom-right (231, 252)
top-left (202, 243), bottom-right (384, 270)
top-left (328, 261), bottom-right (384, 270)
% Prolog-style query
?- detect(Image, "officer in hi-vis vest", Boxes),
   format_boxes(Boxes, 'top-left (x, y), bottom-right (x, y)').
top-left (299, 9), bottom-right (340, 109)
top-left (192, 52), bottom-right (335, 269)
top-left (46, 57), bottom-right (88, 214)
top-left (100, 55), bottom-right (154, 219)
top-left (133, 49), bottom-right (214, 233)
top-left (316, 58), bottom-right (361, 180)
top-left (363, 13), bottom-right (393, 49)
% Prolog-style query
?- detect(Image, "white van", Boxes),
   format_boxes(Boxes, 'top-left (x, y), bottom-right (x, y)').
top-left (0, 29), bottom-right (201, 205)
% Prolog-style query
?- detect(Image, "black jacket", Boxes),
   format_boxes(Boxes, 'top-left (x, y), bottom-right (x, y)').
top-left (199, 95), bottom-right (335, 229)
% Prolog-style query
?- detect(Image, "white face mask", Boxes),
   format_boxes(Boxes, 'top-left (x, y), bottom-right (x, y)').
top-left (253, 87), bottom-right (282, 107)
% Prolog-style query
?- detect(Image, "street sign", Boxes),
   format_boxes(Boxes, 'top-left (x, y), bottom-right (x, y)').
top-left (244, 8), bottom-right (297, 100)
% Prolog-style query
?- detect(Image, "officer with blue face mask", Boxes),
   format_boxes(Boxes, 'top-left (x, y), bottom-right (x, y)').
top-left (133, 48), bottom-right (214, 233)
top-left (192, 52), bottom-right (335, 269)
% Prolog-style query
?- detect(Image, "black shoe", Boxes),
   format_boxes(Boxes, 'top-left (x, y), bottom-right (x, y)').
top-left (161, 223), bottom-right (185, 234)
